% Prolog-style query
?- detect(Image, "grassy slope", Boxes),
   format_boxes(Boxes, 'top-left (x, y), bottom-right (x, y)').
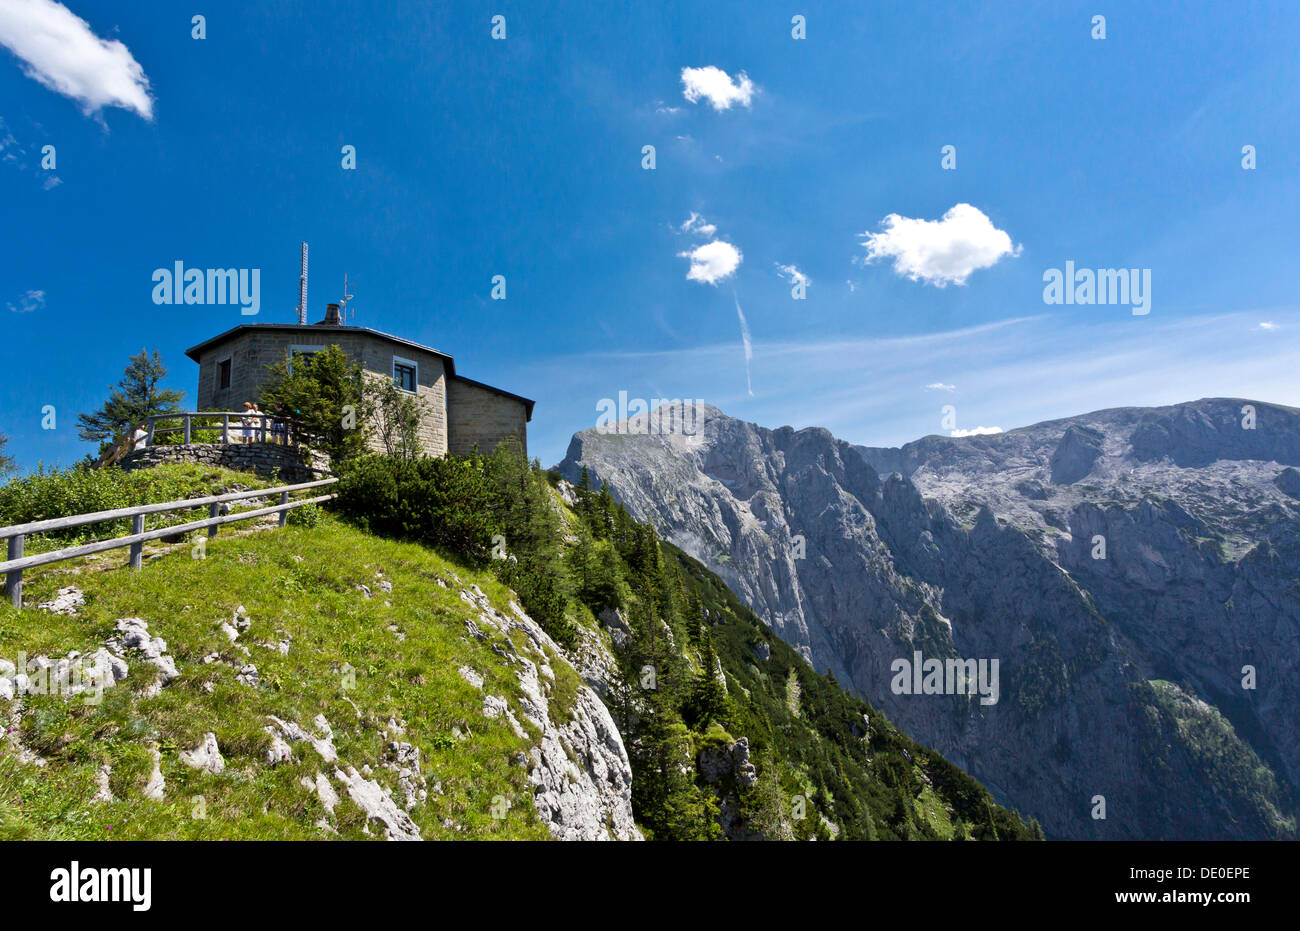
top-left (0, 515), bottom-right (580, 840)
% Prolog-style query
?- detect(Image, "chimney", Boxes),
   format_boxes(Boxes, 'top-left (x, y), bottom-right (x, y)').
top-left (322, 303), bottom-right (342, 326)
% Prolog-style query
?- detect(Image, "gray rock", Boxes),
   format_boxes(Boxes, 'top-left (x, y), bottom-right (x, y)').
top-left (143, 748), bottom-right (166, 800)
top-left (698, 736), bottom-right (756, 788)
top-left (37, 586), bottom-right (85, 616)
top-left (266, 715), bottom-right (337, 763)
top-left (179, 733), bottom-right (225, 774)
top-left (91, 764), bottom-right (114, 803)
top-left (333, 766), bottom-right (421, 841)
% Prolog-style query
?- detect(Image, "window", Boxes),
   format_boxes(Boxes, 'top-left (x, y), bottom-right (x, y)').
top-left (288, 344), bottom-right (323, 374)
top-left (218, 358), bottom-right (232, 389)
top-left (393, 356), bottom-right (418, 393)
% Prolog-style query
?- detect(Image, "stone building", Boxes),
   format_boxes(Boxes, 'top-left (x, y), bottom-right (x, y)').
top-left (184, 303), bottom-right (533, 457)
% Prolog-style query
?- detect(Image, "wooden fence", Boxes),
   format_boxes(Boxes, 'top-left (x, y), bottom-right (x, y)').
top-left (0, 478), bottom-right (338, 608)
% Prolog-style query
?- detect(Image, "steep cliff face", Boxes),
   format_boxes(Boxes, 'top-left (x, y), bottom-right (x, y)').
top-left (558, 399), bottom-right (1300, 840)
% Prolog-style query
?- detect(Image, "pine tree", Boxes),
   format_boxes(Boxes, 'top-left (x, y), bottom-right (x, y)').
top-left (688, 630), bottom-right (729, 728)
top-left (0, 432), bottom-right (16, 478)
top-left (76, 349), bottom-right (185, 447)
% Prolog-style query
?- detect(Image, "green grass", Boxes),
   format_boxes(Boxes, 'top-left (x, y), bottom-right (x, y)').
top-left (0, 514), bottom-right (565, 840)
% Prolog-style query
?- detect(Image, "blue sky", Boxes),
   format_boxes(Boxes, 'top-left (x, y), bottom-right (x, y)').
top-left (2, 0), bottom-right (1298, 471)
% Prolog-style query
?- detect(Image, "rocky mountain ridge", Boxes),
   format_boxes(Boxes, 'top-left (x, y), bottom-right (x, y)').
top-left (558, 398), bottom-right (1300, 839)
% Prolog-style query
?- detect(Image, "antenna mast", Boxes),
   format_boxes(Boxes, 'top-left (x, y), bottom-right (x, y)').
top-left (340, 274), bottom-right (355, 324)
top-left (296, 242), bottom-right (309, 325)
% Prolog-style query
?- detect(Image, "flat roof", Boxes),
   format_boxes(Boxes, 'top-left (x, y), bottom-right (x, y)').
top-left (184, 323), bottom-right (533, 419)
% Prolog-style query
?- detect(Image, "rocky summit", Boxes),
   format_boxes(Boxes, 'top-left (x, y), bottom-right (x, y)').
top-left (559, 398), bottom-right (1300, 840)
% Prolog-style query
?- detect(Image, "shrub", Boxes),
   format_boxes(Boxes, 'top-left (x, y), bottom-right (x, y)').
top-left (332, 455), bottom-right (498, 563)
top-left (0, 462), bottom-right (274, 545)
top-left (286, 502), bottom-right (323, 528)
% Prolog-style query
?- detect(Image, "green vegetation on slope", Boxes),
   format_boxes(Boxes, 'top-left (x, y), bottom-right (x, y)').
top-left (0, 515), bottom-right (570, 840)
top-left (1128, 679), bottom-right (1295, 839)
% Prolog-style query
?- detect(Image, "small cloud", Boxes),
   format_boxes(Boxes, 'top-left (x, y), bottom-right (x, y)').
top-left (678, 240), bottom-right (743, 285)
top-left (860, 203), bottom-right (1020, 287)
top-left (681, 66), bottom-right (755, 111)
top-left (846, 280), bottom-right (856, 292)
top-left (678, 212), bottom-right (717, 237)
top-left (0, 0), bottom-right (154, 119)
top-left (776, 263), bottom-right (811, 288)
top-left (1259, 321), bottom-right (1278, 330)
top-left (8, 289), bottom-right (45, 313)
top-left (42, 174), bottom-right (61, 189)
top-left (950, 426), bottom-right (1003, 437)
top-left (924, 382), bottom-right (956, 392)
top-left (655, 101), bottom-right (681, 115)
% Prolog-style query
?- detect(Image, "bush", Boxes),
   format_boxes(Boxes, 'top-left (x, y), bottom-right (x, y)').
top-left (332, 455), bottom-right (499, 563)
top-left (0, 463), bottom-right (136, 537)
top-left (0, 462), bottom-right (274, 545)
top-left (286, 502), bottom-right (323, 527)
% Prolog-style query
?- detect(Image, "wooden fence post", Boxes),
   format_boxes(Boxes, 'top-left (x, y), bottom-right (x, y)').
top-left (222, 414), bottom-right (230, 444)
top-left (129, 514), bottom-right (145, 570)
top-left (183, 413), bottom-right (192, 444)
top-left (208, 503), bottom-right (220, 538)
top-left (4, 534), bottom-right (23, 608)
top-left (278, 491), bottom-right (290, 527)
top-left (145, 419), bottom-right (156, 447)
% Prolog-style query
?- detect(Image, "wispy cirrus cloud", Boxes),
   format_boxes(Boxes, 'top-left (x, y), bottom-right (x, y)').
top-left (7, 289), bottom-right (45, 313)
top-left (681, 66), bottom-right (755, 111)
top-left (860, 203), bottom-right (1019, 287)
top-left (0, 0), bottom-right (153, 119)
top-left (950, 426), bottom-right (1003, 437)
top-left (775, 263), bottom-right (810, 289)
top-left (679, 212), bottom-right (716, 237)
top-left (734, 293), bottom-right (754, 397)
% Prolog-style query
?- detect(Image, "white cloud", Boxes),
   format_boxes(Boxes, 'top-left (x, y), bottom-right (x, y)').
top-left (860, 203), bottom-right (1019, 287)
top-left (679, 212), bottom-right (717, 237)
top-left (1259, 321), bottom-right (1278, 330)
top-left (681, 66), bottom-right (755, 111)
top-left (776, 263), bottom-right (810, 288)
top-left (7, 288), bottom-right (45, 313)
top-left (0, 0), bottom-right (153, 119)
top-left (950, 426), bottom-right (1004, 437)
top-left (678, 240), bottom-right (743, 285)
top-left (924, 382), bottom-right (956, 392)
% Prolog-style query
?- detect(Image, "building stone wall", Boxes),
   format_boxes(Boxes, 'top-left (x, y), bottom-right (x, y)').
top-left (119, 442), bottom-right (330, 483)
top-left (447, 378), bottom-right (529, 457)
top-left (195, 330), bottom-right (449, 458)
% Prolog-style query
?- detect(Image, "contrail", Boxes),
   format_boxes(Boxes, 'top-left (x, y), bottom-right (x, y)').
top-left (733, 291), bottom-right (753, 397)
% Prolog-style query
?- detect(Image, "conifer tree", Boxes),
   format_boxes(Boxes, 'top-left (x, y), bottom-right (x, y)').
top-left (77, 349), bottom-right (185, 447)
